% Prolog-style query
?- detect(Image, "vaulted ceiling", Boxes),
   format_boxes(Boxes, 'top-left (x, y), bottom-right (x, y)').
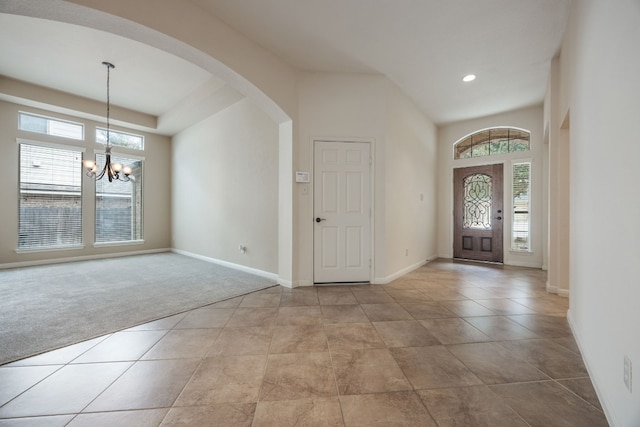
top-left (0, 0), bottom-right (570, 134)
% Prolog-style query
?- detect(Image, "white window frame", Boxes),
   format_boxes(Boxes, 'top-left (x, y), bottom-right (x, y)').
top-left (511, 159), bottom-right (532, 252)
top-left (18, 112), bottom-right (84, 141)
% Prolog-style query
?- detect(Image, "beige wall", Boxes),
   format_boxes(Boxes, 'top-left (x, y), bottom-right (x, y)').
top-left (0, 100), bottom-right (171, 267)
top-left (297, 73), bottom-right (438, 284)
top-left (172, 98), bottom-right (279, 275)
top-left (437, 106), bottom-right (545, 268)
top-left (551, 0), bottom-right (640, 424)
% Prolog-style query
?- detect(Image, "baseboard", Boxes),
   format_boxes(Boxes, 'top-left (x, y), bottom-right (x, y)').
top-left (0, 248), bottom-right (171, 270)
top-left (373, 258), bottom-right (431, 285)
top-left (506, 259), bottom-right (543, 269)
top-left (172, 249), bottom-right (278, 282)
top-left (546, 281), bottom-right (558, 294)
top-left (567, 310), bottom-right (616, 427)
top-left (557, 288), bottom-right (570, 298)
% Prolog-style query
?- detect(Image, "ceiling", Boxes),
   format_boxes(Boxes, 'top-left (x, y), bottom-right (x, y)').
top-left (0, 0), bottom-right (570, 133)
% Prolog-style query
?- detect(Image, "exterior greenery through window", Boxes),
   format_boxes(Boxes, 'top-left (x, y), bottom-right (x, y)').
top-left (96, 128), bottom-right (144, 150)
top-left (454, 128), bottom-right (530, 159)
top-left (512, 161), bottom-right (531, 251)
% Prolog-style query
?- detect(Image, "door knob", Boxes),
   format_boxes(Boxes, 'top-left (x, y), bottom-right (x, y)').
top-left (315, 217), bottom-right (326, 223)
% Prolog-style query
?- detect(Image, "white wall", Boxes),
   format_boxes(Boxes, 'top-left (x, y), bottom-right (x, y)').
top-left (0, 100), bottom-right (172, 267)
top-left (384, 83), bottom-right (438, 280)
top-left (437, 106), bottom-right (545, 268)
top-left (172, 98), bottom-right (279, 275)
top-left (297, 72), bottom-right (437, 284)
top-left (556, 1), bottom-right (640, 425)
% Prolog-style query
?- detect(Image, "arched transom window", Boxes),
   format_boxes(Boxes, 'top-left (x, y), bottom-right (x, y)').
top-left (454, 127), bottom-right (530, 159)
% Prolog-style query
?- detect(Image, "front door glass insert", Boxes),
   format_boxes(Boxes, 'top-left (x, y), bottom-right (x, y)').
top-left (463, 173), bottom-right (492, 229)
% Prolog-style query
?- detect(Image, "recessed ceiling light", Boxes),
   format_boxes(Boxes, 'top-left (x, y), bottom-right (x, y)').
top-left (462, 74), bottom-right (476, 82)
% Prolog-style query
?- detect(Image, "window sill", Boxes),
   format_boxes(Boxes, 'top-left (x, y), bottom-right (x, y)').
top-left (15, 244), bottom-right (85, 254)
top-left (93, 240), bottom-right (145, 248)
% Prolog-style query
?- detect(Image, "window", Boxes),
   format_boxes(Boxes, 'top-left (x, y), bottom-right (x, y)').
top-left (96, 128), bottom-right (144, 150)
top-left (454, 128), bottom-right (530, 159)
top-left (19, 112), bottom-right (84, 140)
top-left (18, 142), bottom-right (83, 250)
top-left (95, 153), bottom-right (143, 243)
top-left (512, 161), bottom-right (531, 251)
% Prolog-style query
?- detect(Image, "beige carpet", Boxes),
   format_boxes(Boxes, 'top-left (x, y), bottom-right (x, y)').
top-left (0, 252), bottom-right (276, 365)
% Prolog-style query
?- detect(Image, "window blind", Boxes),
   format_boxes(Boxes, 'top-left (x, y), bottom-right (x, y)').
top-left (18, 143), bottom-right (83, 250)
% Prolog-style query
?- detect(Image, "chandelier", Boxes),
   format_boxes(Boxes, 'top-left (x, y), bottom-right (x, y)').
top-left (83, 61), bottom-right (132, 182)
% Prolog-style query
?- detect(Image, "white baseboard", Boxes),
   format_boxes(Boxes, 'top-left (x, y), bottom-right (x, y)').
top-left (557, 288), bottom-right (570, 298)
top-left (567, 310), bottom-right (616, 427)
top-left (546, 281), bottom-right (558, 294)
top-left (507, 259), bottom-right (543, 269)
top-left (0, 248), bottom-right (171, 270)
top-left (373, 258), bottom-right (431, 284)
top-left (172, 249), bottom-right (278, 282)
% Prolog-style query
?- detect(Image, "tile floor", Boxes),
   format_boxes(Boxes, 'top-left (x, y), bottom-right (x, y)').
top-left (0, 260), bottom-right (609, 426)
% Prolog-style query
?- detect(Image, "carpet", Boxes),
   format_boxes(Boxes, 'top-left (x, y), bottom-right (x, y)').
top-left (0, 252), bottom-right (277, 365)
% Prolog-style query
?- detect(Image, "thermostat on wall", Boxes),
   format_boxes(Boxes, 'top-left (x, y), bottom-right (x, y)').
top-left (295, 171), bottom-right (310, 183)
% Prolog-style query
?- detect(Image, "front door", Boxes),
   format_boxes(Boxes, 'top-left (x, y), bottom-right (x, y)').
top-left (453, 164), bottom-right (504, 263)
top-left (314, 140), bottom-right (371, 283)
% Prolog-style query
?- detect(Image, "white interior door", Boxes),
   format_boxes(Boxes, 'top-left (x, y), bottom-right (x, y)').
top-left (313, 140), bottom-right (371, 283)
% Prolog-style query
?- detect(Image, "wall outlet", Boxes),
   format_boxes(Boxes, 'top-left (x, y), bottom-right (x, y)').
top-left (624, 355), bottom-right (632, 393)
top-left (239, 245), bottom-right (247, 254)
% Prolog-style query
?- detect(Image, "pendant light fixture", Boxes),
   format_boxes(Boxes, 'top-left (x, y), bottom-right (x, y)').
top-left (83, 61), bottom-right (132, 182)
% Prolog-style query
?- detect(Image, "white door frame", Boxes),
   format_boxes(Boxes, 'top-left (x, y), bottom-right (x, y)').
top-left (311, 138), bottom-right (375, 284)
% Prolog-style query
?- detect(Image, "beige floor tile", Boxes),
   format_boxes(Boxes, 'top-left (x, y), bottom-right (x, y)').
top-left (279, 287), bottom-right (319, 306)
top-left (552, 335), bottom-right (581, 354)
top-left (390, 346), bottom-right (482, 389)
top-left (511, 297), bottom-right (569, 315)
top-left (141, 328), bottom-right (221, 360)
top-left (417, 386), bottom-right (528, 427)
top-left (161, 403), bottom-right (256, 427)
top-left (239, 292), bottom-right (281, 307)
top-left (351, 289), bottom-right (394, 304)
top-left (174, 354), bottom-right (266, 405)
top-left (464, 316), bottom-right (540, 340)
top-left (0, 365), bottom-right (60, 406)
top-left (332, 348), bottom-right (412, 395)
top-left (385, 289), bottom-right (433, 304)
top-left (174, 307), bottom-right (234, 329)
top-left (340, 391), bottom-right (437, 427)
top-left (372, 320), bottom-right (440, 348)
top-left (276, 306), bottom-right (323, 326)
top-left (67, 409), bottom-right (168, 427)
top-left (399, 302), bottom-right (455, 319)
top-left (85, 359), bottom-right (200, 412)
top-left (259, 352), bottom-right (337, 401)
top-left (317, 289), bottom-right (358, 305)
top-left (490, 381), bottom-right (608, 426)
top-left (557, 377), bottom-right (603, 411)
top-left (0, 415), bottom-right (74, 426)
top-left (506, 314), bottom-right (572, 338)
top-left (422, 288), bottom-right (468, 301)
top-left (474, 299), bottom-right (535, 315)
top-left (360, 303), bottom-right (413, 321)
top-left (226, 307), bottom-right (279, 327)
top-left (419, 318), bottom-right (490, 344)
top-left (73, 330), bottom-right (166, 363)
top-left (208, 326), bottom-right (274, 356)
top-left (253, 398), bottom-right (344, 427)
top-left (209, 295), bottom-right (244, 308)
top-left (269, 324), bottom-right (328, 354)
top-left (325, 322), bottom-right (386, 351)
top-left (6, 336), bottom-right (109, 367)
top-left (499, 339), bottom-right (589, 379)
top-left (321, 305), bottom-right (369, 324)
top-left (446, 342), bottom-right (550, 384)
top-left (439, 300), bottom-right (496, 317)
top-left (0, 362), bottom-right (131, 418)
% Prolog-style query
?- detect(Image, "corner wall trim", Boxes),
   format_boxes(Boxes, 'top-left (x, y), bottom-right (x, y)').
top-left (567, 310), bottom-right (616, 427)
top-left (373, 258), bottom-right (432, 284)
top-left (0, 248), bottom-right (170, 270)
top-left (172, 249), bottom-right (278, 282)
